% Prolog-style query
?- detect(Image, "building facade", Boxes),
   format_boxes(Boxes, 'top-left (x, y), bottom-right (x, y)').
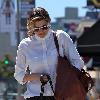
top-left (0, 0), bottom-right (17, 59)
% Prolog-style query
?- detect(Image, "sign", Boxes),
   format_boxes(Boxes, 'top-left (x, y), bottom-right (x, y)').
top-left (20, 0), bottom-right (35, 31)
top-left (20, 0), bottom-right (35, 18)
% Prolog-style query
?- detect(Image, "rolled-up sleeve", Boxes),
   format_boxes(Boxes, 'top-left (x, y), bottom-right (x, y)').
top-left (57, 30), bottom-right (84, 70)
top-left (14, 43), bottom-right (26, 85)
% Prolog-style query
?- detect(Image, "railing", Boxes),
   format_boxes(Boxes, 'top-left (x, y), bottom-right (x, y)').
top-left (0, 93), bottom-right (24, 100)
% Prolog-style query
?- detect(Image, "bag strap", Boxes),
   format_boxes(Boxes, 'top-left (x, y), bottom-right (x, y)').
top-left (53, 32), bottom-right (66, 59)
top-left (53, 32), bottom-right (59, 54)
top-left (48, 76), bottom-right (55, 93)
top-left (40, 75), bottom-right (55, 96)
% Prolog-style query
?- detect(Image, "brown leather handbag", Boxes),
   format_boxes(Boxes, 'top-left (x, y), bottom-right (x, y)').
top-left (54, 35), bottom-right (94, 100)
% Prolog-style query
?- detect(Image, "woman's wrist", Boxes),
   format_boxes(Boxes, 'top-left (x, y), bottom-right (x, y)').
top-left (24, 73), bottom-right (41, 82)
top-left (23, 74), bottom-right (28, 82)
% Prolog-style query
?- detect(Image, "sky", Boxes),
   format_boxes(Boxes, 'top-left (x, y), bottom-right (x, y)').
top-left (0, 0), bottom-right (88, 22)
top-left (36, 0), bottom-right (88, 22)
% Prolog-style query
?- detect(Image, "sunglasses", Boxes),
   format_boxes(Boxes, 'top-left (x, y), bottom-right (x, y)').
top-left (33, 25), bottom-right (51, 32)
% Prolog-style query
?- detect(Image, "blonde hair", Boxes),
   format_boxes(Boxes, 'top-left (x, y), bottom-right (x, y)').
top-left (27, 7), bottom-right (51, 37)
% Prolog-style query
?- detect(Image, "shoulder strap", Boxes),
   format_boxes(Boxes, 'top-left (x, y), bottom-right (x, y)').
top-left (53, 32), bottom-right (60, 55)
top-left (53, 32), bottom-right (67, 59)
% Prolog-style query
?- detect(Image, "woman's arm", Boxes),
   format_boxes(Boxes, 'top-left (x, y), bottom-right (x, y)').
top-left (57, 30), bottom-right (84, 70)
top-left (14, 43), bottom-right (27, 84)
top-left (23, 73), bottom-right (49, 83)
top-left (64, 33), bottom-right (84, 70)
top-left (23, 73), bottom-right (41, 82)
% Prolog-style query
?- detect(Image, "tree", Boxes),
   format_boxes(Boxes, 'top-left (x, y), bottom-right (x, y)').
top-left (0, 54), bottom-right (15, 78)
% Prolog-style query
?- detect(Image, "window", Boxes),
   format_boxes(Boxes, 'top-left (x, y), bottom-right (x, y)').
top-left (6, 13), bottom-right (11, 24)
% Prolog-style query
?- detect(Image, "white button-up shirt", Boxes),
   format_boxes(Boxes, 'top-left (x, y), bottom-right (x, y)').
top-left (14, 29), bottom-right (84, 98)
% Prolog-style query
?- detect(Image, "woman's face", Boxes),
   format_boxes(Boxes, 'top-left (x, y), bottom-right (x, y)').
top-left (33, 19), bottom-right (50, 38)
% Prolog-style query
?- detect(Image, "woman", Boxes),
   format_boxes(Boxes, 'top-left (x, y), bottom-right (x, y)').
top-left (14, 7), bottom-right (84, 100)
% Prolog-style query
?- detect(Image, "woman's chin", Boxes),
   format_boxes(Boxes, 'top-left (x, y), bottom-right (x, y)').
top-left (38, 35), bottom-right (45, 38)
top-left (37, 34), bottom-right (47, 38)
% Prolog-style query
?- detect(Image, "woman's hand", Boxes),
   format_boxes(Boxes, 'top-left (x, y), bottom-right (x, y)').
top-left (40, 74), bottom-right (49, 84)
top-left (23, 73), bottom-right (50, 84)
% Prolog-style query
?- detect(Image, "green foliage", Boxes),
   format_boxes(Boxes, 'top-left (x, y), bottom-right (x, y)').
top-left (0, 55), bottom-right (15, 78)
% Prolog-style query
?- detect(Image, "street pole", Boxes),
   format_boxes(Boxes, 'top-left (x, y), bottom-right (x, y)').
top-left (16, 0), bottom-right (36, 99)
top-left (34, 0), bottom-right (36, 7)
top-left (16, 0), bottom-right (20, 45)
top-left (16, 0), bottom-right (21, 100)
top-left (95, 67), bottom-right (100, 98)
